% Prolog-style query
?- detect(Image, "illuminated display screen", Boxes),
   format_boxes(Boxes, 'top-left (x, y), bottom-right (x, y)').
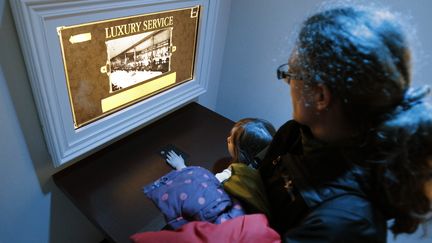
top-left (57, 6), bottom-right (200, 128)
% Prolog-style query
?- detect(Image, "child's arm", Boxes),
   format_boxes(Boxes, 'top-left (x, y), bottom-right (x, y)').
top-left (166, 150), bottom-right (187, 170)
top-left (165, 149), bottom-right (231, 181)
top-left (215, 167), bottom-right (232, 182)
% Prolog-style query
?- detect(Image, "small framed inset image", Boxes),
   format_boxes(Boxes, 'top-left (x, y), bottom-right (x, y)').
top-left (10, 0), bottom-right (220, 166)
top-left (105, 27), bottom-right (173, 93)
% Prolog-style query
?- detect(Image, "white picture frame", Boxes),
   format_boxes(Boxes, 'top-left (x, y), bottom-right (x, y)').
top-left (10, 0), bottom-right (219, 167)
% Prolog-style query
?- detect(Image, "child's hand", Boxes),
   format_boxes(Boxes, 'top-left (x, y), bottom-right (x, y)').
top-left (166, 150), bottom-right (186, 170)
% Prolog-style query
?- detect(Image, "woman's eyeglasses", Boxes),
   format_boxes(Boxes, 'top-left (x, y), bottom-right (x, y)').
top-left (276, 63), bottom-right (302, 84)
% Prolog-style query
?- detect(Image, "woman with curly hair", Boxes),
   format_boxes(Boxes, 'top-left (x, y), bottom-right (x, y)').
top-left (261, 5), bottom-right (432, 242)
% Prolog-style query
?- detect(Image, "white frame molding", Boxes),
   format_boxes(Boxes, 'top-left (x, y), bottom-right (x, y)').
top-left (10, 0), bottom-right (219, 167)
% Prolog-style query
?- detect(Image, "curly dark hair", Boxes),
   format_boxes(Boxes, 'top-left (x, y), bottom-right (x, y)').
top-left (292, 6), bottom-right (432, 235)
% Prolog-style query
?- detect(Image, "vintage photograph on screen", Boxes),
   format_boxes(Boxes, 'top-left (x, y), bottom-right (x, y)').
top-left (106, 28), bottom-right (172, 92)
top-left (57, 6), bottom-right (200, 128)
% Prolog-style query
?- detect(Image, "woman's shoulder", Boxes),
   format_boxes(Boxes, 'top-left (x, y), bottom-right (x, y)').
top-left (275, 120), bottom-right (302, 138)
top-left (284, 193), bottom-right (387, 243)
top-left (261, 120), bottom-right (303, 165)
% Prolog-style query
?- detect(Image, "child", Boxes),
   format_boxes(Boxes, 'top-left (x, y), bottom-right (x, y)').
top-left (143, 118), bottom-right (275, 229)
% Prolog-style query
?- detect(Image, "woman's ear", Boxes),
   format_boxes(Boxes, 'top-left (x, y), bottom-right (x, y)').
top-left (314, 84), bottom-right (332, 111)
